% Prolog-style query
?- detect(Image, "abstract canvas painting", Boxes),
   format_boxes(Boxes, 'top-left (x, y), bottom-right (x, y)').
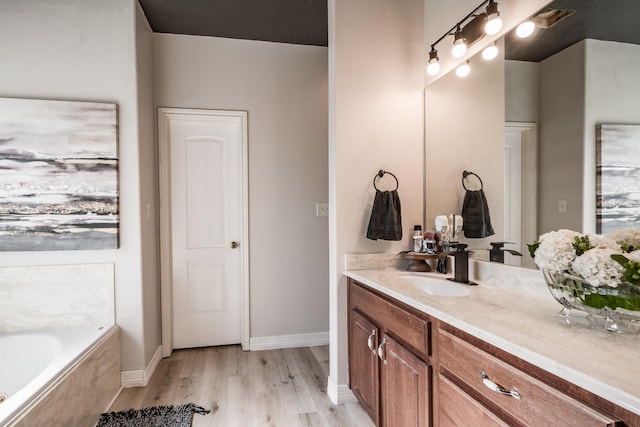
top-left (596, 124), bottom-right (640, 234)
top-left (0, 98), bottom-right (118, 251)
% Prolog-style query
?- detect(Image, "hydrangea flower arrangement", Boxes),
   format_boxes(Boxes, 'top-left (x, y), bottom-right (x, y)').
top-left (529, 228), bottom-right (640, 314)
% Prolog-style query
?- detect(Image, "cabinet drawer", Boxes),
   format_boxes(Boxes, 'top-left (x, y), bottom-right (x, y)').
top-left (350, 281), bottom-right (430, 357)
top-left (438, 329), bottom-right (621, 427)
top-left (438, 374), bottom-right (509, 427)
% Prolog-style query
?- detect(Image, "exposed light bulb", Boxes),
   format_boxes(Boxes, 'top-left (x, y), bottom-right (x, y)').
top-left (452, 27), bottom-right (467, 58)
top-left (484, 1), bottom-right (502, 35)
top-left (452, 43), bottom-right (467, 58)
top-left (427, 61), bottom-right (441, 76)
top-left (456, 62), bottom-right (471, 78)
top-left (482, 44), bottom-right (499, 60)
top-left (427, 48), bottom-right (440, 76)
top-left (516, 20), bottom-right (535, 38)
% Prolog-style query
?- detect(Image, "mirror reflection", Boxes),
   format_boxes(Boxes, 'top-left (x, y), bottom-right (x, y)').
top-left (425, 0), bottom-right (640, 269)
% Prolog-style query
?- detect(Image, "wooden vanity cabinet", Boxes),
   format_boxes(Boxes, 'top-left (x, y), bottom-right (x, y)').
top-left (348, 279), bottom-right (432, 426)
top-left (436, 324), bottom-right (628, 427)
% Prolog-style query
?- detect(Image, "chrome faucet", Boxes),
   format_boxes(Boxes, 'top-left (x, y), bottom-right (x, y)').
top-left (438, 243), bottom-right (477, 285)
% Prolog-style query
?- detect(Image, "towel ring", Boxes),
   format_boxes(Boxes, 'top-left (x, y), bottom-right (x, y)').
top-left (373, 170), bottom-right (399, 191)
top-left (462, 170), bottom-right (483, 191)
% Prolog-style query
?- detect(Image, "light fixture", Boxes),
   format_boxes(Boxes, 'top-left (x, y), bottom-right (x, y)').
top-left (484, 1), bottom-right (502, 35)
top-left (426, 47), bottom-right (440, 76)
top-left (452, 26), bottom-right (467, 58)
top-left (456, 61), bottom-right (471, 78)
top-left (426, 0), bottom-right (506, 77)
top-left (516, 19), bottom-right (535, 38)
top-left (482, 42), bottom-right (498, 60)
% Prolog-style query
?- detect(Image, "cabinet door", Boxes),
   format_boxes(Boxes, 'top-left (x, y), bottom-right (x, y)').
top-left (380, 334), bottom-right (430, 427)
top-left (349, 309), bottom-right (379, 423)
top-left (438, 374), bottom-right (510, 427)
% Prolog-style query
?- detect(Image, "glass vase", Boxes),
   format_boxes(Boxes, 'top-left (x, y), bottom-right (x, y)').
top-left (542, 269), bottom-right (640, 334)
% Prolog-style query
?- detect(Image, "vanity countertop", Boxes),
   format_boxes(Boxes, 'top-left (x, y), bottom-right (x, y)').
top-left (344, 269), bottom-right (640, 416)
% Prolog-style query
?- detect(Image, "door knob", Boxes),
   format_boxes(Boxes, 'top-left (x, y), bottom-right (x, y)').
top-left (231, 241), bottom-right (239, 249)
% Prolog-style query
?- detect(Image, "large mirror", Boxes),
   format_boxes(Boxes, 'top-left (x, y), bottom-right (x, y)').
top-left (425, 0), bottom-right (640, 268)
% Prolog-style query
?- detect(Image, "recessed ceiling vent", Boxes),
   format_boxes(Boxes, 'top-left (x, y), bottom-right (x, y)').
top-left (532, 8), bottom-right (576, 29)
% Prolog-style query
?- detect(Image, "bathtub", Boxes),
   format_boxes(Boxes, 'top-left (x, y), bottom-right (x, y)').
top-left (0, 325), bottom-right (119, 426)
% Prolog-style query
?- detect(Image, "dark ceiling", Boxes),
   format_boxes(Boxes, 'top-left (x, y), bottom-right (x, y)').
top-left (505, 0), bottom-right (640, 62)
top-left (137, 0), bottom-right (328, 46)
top-left (137, 1), bottom-right (639, 61)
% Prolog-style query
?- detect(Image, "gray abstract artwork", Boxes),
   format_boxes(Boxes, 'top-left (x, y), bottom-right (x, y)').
top-left (0, 98), bottom-right (119, 251)
top-left (596, 124), bottom-right (640, 234)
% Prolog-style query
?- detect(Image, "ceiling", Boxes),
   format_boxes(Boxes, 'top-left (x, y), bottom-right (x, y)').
top-left (505, 0), bottom-right (640, 62)
top-left (137, 0), bottom-right (328, 46)
top-left (137, 1), bottom-right (639, 61)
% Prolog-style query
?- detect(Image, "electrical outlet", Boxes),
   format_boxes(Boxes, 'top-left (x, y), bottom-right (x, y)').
top-left (558, 199), bottom-right (568, 213)
top-left (316, 202), bottom-right (329, 217)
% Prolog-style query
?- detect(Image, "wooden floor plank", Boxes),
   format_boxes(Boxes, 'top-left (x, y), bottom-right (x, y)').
top-left (109, 345), bottom-right (374, 426)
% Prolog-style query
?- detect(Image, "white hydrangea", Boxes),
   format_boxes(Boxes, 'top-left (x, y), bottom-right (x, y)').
top-left (534, 229), bottom-right (582, 274)
top-left (586, 234), bottom-right (621, 252)
top-left (606, 229), bottom-right (640, 252)
top-left (626, 250), bottom-right (640, 263)
top-left (571, 247), bottom-right (625, 287)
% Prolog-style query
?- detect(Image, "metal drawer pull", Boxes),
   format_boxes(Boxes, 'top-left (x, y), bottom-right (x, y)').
top-left (478, 370), bottom-right (522, 400)
top-left (367, 330), bottom-right (376, 354)
top-left (377, 337), bottom-right (387, 364)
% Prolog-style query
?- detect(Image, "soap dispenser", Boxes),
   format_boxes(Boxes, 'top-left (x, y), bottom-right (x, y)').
top-left (412, 225), bottom-right (423, 252)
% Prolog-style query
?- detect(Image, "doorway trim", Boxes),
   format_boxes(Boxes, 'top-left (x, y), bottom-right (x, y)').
top-left (158, 107), bottom-right (249, 357)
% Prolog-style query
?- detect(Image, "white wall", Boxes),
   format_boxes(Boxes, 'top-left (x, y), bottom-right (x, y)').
top-left (425, 46), bottom-right (505, 252)
top-left (328, 0), bottom-right (425, 402)
top-left (152, 35), bottom-right (330, 339)
top-left (0, 0), bottom-right (158, 372)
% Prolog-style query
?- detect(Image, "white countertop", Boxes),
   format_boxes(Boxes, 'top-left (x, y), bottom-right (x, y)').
top-left (344, 269), bottom-right (640, 416)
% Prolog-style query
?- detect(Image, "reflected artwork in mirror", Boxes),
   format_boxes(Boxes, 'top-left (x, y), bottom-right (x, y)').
top-left (425, 0), bottom-right (640, 269)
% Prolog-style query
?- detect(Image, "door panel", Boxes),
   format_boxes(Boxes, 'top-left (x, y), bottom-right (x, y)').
top-left (168, 112), bottom-right (245, 349)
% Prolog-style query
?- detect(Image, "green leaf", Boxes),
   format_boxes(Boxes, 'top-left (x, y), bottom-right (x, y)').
top-left (527, 240), bottom-right (539, 259)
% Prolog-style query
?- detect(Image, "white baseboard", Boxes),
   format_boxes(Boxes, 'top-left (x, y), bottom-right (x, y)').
top-left (120, 345), bottom-right (163, 388)
top-left (327, 376), bottom-right (357, 405)
top-left (249, 331), bottom-right (329, 351)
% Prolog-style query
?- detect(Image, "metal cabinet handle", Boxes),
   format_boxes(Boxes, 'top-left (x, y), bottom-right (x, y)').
top-left (231, 241), bottom-right (239, 249)
top-left (478, 370), bottom-right (522, 400)
top-left (367, 329), bottom-right (376, 354)
top-left (377, 337), bottom-right (387, 364)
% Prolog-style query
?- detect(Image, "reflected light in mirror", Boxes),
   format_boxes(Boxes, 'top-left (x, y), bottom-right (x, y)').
top-left (482, 43), bottom-right (499, 60)
top-left (515, 20), bottom-right (535, 38)
top-left (456, 61), bottom-right (471, 77)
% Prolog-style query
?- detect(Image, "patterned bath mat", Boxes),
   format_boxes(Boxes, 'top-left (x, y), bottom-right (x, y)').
top-left (97, 403), bottom-right (210, 427)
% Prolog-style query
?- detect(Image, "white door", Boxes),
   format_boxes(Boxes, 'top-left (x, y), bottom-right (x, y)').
top-left (160, 108), bottom-right (247, 350)
top-left (504, 122), bottom-right (537, 268)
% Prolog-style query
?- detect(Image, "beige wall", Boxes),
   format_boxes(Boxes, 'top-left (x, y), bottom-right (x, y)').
top-left (505, 60), bottom-right (539, 123)
top-left (152, 34), bottom-right (330, 339)
top-left (328, 0), bottom-right (425, 402)
top-left (0, 0), bottom-right (157, 372)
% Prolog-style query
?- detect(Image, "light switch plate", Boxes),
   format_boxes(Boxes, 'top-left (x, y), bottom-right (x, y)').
top-left (316, 202), bottom-right (329, 217)
top-left (558, 199), bottom-right (568, 213)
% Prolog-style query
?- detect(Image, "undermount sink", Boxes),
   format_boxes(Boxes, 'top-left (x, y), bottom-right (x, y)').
top-left (380, 273), bottom-right (472, 298)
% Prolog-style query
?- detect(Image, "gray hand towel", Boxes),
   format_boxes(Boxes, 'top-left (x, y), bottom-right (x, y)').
top-left (366, 189), bottom-right (402, 241)
top-left (462, 189), bottom-right (495, 238)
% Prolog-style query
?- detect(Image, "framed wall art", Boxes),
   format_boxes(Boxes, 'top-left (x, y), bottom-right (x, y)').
top-left (0, 97), bottom-right (119, 251)
top-left (596, 124), bottom-right (640, 234)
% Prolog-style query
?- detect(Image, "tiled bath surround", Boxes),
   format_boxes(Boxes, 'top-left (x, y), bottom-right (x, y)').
top-left (0, 263), bottom-right (115, 332)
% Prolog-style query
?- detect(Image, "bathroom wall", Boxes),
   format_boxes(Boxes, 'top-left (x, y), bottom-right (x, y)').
top-left (0, 0), bottom-right (158, 373)
top-left (328, 0), bottom-right (425, 402)
top-left (505, 60), bottom-right (539, 123)
top-left (153, 34), bottom-right (330, 340)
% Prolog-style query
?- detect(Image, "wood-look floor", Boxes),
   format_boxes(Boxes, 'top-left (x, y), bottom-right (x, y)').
top-left (109, 345), bottom-right (374, 427)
